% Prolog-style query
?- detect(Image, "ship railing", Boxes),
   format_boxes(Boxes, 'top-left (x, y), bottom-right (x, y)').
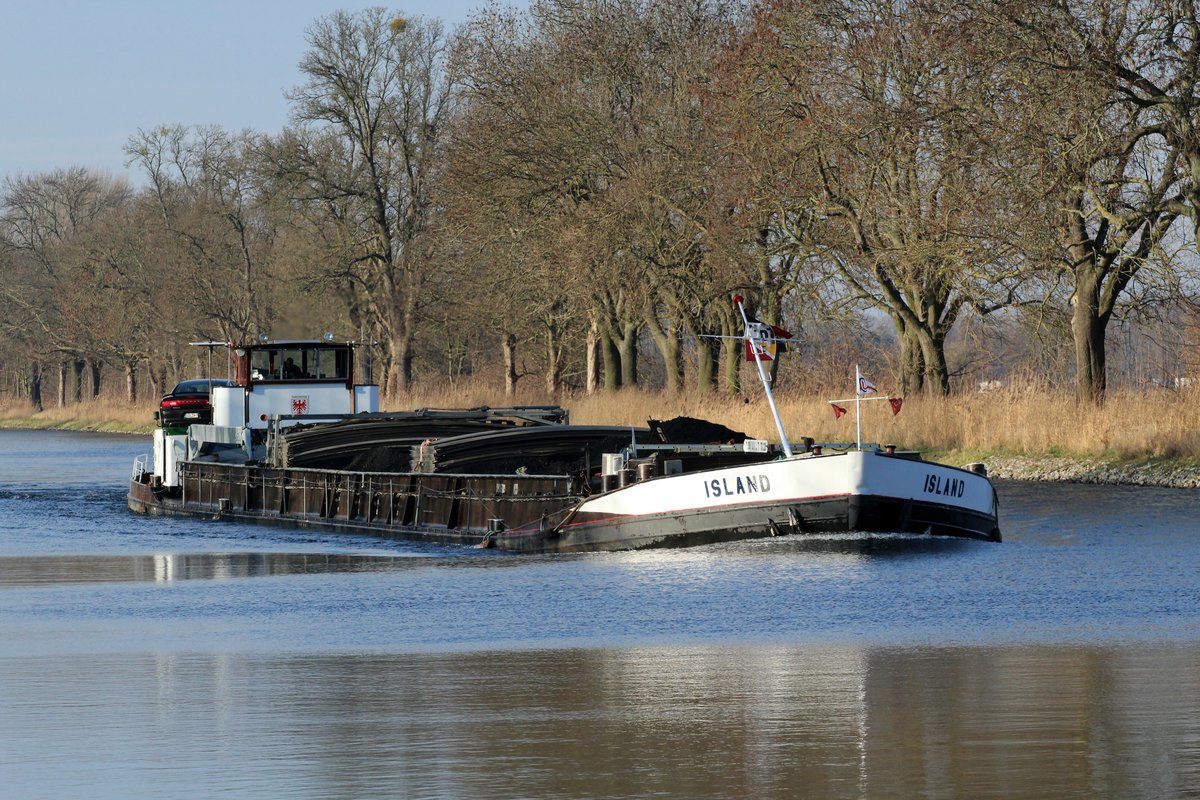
top-left (131, 453), bottom-right (148, 479)
top-left (633, 441), bottom-right (773, 454)
top-left (180, 460), bottom-right (584, 530)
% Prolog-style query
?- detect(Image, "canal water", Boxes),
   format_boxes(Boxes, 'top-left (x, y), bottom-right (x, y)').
top-left (1, 429), bottom-right (1198, 799)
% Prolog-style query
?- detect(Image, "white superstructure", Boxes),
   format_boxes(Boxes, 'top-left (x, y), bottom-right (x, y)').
top-left (148, 338), bottom-right (379, 487)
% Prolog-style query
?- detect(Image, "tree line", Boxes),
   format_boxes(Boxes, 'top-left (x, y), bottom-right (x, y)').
top-left (3, 0), bottom-right (1199, 410)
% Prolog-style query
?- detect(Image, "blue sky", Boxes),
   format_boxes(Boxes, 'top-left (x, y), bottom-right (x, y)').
top-left (1, 1), bottom-right (488, 182)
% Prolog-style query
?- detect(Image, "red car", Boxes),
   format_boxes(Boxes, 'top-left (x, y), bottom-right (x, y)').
top-left (156, 379), bottom-right (233, 428)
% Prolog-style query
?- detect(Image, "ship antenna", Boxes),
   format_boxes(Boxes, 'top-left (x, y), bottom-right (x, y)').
top-left (733, 294), bottom-right (793, 458)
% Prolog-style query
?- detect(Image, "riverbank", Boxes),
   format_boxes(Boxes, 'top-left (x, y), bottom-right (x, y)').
top-left (4, 386), bottom-right (1199, 488)
top-left (0, 417), bottom-right (146, 433)
top-left (982, 455), bottom-right (1200, 489)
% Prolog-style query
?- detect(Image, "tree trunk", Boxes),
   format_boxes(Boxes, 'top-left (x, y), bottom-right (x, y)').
top-left (88, 359), bottom-right (102, 399)
top-left (645, 316), bottom-right (682, 395)
top-left (545, 323), bottom-right (563, 395)
top-left (29, 362), bottom-right (43, 411)
top-left (57, 361), bottom-right (68, 408)
top-left (695, 334), bottom-right (719, 394)
top-left (584, 321), bottom-right (600, 395)
top-left (395, 333), bottom-right (414, 395)
top-left (502, 333), bottom-right (519, 396)
top-left (897, 321), bottom-right (925, 397)
top-left (917, 329), bottom-right (950, 396)
top-left (722, 336), bottom-right (742, 396)
top-left (602, 335), bottom-right (621, 391)
top-left (382, 333), bottom-right (402, 398)
top-left (126, 360), bottom-right (138, 403)
top-left (73, 360), bottom-right (85, 403)
top-left (1072, 267), bottom-right (1107, 404)
top-left (618, 322), bottom-right (640, 387)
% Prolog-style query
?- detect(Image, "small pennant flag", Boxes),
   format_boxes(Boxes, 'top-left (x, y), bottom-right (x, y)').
top-left (831, 403), bottom-right (848, 420)
top-left (889, 397), bottom-right (904, 416)
top-left (857, 374), bottom-right (877, 395)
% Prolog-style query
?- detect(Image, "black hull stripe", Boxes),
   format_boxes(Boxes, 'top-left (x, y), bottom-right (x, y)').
top-left (553, 492), bottom-right (994, 530)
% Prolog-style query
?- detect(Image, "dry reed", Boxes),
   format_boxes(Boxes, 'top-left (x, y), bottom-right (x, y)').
top-left (375, 379), bottom-right (1200, 463)
top-left (0, 397), bottom-right (150, 432)
top-left (3, 381), bottom-right (1198, 463)
top-left (393, 379), bottom-right (1200, 463)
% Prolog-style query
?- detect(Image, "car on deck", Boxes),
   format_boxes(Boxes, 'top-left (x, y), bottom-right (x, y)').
top-left (156, 379), bottom-right (234, 428)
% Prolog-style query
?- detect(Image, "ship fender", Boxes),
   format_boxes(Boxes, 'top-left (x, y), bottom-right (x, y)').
top-left (481, 518), bottom-right (506, 548)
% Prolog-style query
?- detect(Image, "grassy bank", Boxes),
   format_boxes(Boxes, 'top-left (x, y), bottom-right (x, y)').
top-left (0, 398), bottom-right (150, 433)
top-left (3, 384), bottom-right (1200, 467)
top-left (394, 383), bottom-right (1200, 465)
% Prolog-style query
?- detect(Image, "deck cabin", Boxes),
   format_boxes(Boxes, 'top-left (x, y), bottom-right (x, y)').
top-left (214, 340), bottom-right (379, 430)
top-left (153, 339), bottom-right (379, 488)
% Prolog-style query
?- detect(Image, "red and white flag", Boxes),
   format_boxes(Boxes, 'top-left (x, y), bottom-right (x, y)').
top-left (743, 320), bottom-right (793, 362)
top-left (889, 397), bottom-right (903, 416)
top-left (831, 403), bottom-right (848, 419)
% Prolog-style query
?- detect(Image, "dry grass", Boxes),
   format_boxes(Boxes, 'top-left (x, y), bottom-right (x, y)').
top-left (4, 381), bottom-right (1199, 463)
top-left (0, 397), bottom-right (151, 433)
top-left (392, 379), bottom-right (1200, 464)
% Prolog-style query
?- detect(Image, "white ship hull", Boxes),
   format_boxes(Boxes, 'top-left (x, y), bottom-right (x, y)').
top-left (502, 449), bottom-right (1000, 552)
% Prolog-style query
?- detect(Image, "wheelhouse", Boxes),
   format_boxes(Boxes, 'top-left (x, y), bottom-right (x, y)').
top-left (234, 341), bottom-right (355, 388)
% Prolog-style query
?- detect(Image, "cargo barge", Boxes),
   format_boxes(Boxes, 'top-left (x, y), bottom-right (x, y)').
top-left (128, 311), bottom-right (1001, 551)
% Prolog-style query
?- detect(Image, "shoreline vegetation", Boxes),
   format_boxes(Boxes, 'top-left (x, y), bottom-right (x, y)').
top-left (3, 385), bottom-right (1199, 489)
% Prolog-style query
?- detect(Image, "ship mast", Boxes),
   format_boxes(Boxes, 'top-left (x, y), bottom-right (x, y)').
top-left (733, 295), bottom-right (793, 458)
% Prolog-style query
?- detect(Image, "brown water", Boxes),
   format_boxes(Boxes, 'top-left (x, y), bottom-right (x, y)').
top-left (1, 430), bottom-right (1199, 799)
top-left (2, 645), bottom-right (1197, 799)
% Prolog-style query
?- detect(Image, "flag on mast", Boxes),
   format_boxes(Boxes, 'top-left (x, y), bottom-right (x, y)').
top-left (889, 397), bottom-right (904, 416)
top-left (742, 319), bottom-right (792, 362)
top-left (831, 403), bottom-right (848, 419)
top-left (856, 367), bottom-right (877, 396)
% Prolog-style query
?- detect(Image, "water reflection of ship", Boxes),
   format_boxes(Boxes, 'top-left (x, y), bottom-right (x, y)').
top-left (0, 552), bottom-right (443, 587)
top-left (124, 645), bottom-right (1198, 797)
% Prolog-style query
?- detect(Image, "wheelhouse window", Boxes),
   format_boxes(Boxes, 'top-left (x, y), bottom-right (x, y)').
top-left (245, 345), bottom-right (351, 383)
top-left (310, 348), bottom-right (349, 380)
top-left (250, 349), bottom-right (280, 380)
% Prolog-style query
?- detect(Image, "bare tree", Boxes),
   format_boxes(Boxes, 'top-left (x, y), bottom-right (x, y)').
top-left (722, 0), bottom-right (1028, 395)
top-left (451, 0), bottom-right (753, 394)
top-left (982, 0), bottom-right (1198, 403)
top-left (284, 9), bottom-right (450, 395)
top-left (0, 167), bottom-right (133, 403)
top-left (126, 125), bottom-right (275, 344)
